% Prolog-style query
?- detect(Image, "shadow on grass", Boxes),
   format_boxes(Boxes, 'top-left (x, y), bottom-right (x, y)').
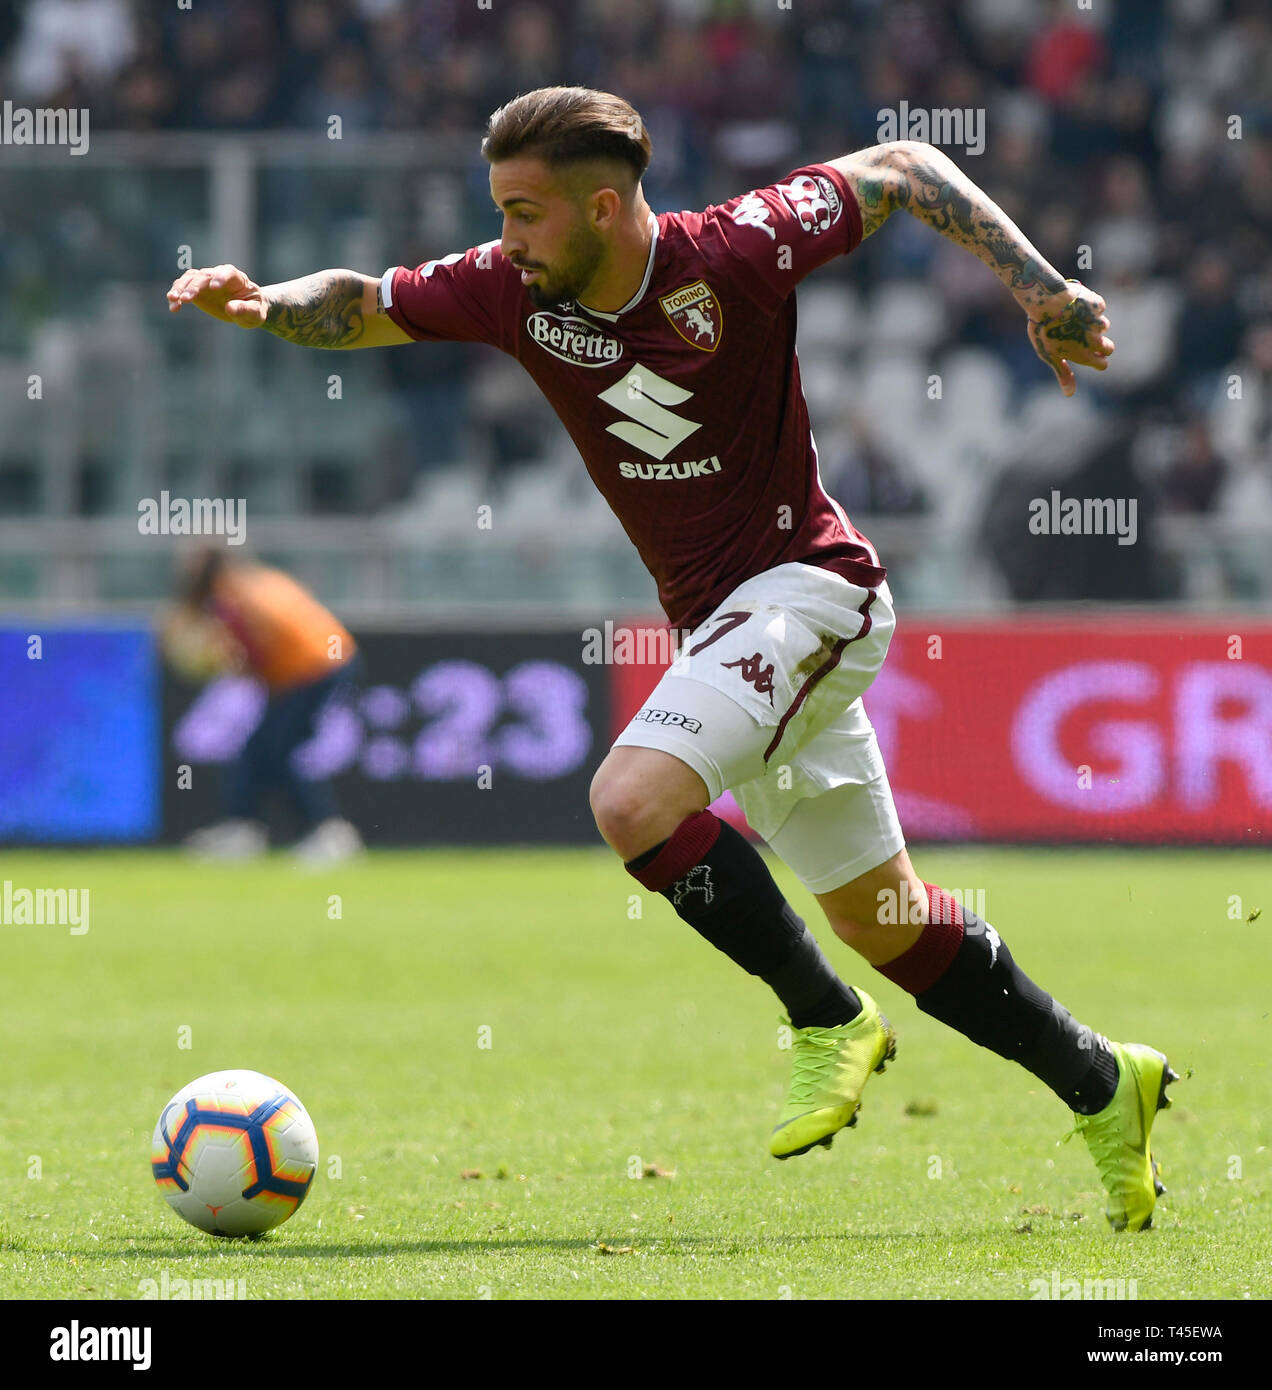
top-left (27, 1228), bottom-right (1069, 1262)
top-left (86, 1236), bottom-right (612, 1259)
top-left (88, 1235), bottom-right (812, 1259)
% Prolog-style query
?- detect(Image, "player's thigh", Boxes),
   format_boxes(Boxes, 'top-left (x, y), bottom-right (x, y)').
top-left (597, 565), bottom-right (891, 856)
top-left (762, 774), bottom-right (906, 902)
top-left (673, 567), bottom-right (894, 770)
top-left (596, 675), bottom-right (768, 855)
top-left (814, 846), bottom-right (925, 933)
top-left (762, 776), bottom-right (925, 962)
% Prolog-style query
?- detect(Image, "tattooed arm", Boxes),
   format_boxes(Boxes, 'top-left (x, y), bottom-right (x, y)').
top-left (828, 142), bottom-right (1114, 396)
top-left (166, 264), bottom-right (411, 349)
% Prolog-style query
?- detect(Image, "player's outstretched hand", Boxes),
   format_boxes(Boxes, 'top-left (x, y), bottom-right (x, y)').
top-left (1026, 279), bottom-right (1115, 397)
top-left (166, 264), bottom-right (267, 327)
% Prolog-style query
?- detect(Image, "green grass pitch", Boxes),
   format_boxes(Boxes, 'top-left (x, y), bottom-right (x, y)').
top-left (1, 846), bottom-right (1268, 1301)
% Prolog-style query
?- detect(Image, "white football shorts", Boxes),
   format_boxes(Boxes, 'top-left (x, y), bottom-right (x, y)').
top-left (612, 562), bottom-right (905, 893)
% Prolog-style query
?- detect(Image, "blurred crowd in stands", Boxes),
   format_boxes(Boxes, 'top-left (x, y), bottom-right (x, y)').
top-left (3, 0), bottom-right (1272, 601)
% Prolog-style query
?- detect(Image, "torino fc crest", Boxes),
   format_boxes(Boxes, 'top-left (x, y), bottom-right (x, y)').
top-left (659, 280), bottom-right (722, 352)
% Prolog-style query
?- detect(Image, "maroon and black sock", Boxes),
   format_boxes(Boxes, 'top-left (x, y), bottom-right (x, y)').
top-left (625, 811), bottom-right (861, 1029)
top-left (876, 884), bottom-right (1118, 1114)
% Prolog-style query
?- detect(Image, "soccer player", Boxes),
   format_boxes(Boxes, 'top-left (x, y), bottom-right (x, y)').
top-left (167, 86), bottom-right (1173, 1230)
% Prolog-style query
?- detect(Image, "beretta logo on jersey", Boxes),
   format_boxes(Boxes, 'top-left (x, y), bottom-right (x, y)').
top-left (658, 280), bottom-right (722, 352)
top-left (778, 172), bottom-right (843, 235)
top-left (527, 310), bottom-right (623, 367)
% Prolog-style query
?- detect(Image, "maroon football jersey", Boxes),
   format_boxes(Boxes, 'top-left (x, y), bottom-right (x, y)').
top-left (382, 162), bottom-right (885, 631)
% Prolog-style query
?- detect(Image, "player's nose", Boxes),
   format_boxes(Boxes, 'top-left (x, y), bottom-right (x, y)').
top-left (500, 224), bottom-right (526, 261)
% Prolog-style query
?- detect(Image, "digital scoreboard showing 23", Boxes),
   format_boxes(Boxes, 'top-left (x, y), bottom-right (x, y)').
top-left (162, 629), bottom-right (607, 846)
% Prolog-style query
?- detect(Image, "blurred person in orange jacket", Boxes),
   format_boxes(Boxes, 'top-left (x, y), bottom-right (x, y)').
top-left (163, 547), bottom-right (363, 864)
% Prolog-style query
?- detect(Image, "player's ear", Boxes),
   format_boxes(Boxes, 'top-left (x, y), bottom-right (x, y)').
top-left (588, 185), bottom-right (622, 230)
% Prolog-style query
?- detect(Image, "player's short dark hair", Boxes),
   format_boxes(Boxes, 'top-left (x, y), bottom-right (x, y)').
top-left (481, 86), bottom-right (651, 188)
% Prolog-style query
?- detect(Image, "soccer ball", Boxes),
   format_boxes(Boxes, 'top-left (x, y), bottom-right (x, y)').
top-left (150, 1069), bottom-right (319, 1237)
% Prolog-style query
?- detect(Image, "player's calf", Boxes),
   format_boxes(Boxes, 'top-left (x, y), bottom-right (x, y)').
top-left (825, 866), bottom-right (1177, 1225)
top-left (623, 808), bottom-right (861, 1029)
top-left (595, 744), bottom-right (862, 1032)
top-left (816, 848), bottom-right (927, 965)
top-left (824, 872), bottom-right (1119, 1116)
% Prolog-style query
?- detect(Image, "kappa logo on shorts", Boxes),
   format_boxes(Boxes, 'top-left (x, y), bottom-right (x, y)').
top-left (721, 652), bottom-right (776, 705)
top-left (632, 707), bottom-right (703, 734)
top-left (672, 864), bottom-right (714, 908)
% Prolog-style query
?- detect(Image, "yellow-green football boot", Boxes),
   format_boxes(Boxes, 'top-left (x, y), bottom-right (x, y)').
top-left (770, 990), bottom-right (897, 1159)
top-left (1066, 1040), bottom-right (1178, 1231)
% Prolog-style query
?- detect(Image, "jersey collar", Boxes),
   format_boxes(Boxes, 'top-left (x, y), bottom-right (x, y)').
top-left (574, 212), bottom-right (659, 321)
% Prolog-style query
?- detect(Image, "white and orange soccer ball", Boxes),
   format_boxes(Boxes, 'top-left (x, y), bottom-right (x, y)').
top-left (150, 1070), bottom-right (319, 1237)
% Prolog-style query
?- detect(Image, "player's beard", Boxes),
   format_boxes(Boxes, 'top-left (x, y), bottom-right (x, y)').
top-left (526, 215), bottom-right (606, 310)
